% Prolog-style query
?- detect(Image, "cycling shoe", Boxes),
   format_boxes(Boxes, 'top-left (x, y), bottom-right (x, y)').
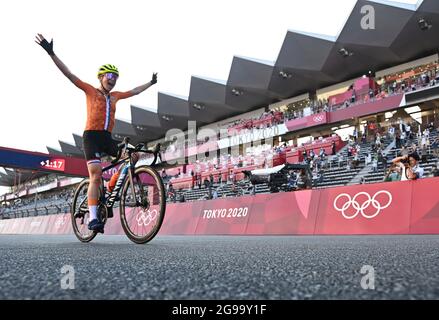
top-left (88, 219), bottom-right (105, 233)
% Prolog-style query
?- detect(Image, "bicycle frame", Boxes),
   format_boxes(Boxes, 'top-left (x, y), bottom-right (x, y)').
top-left (75, 138), bottom-right (161, 216)
top-left (102, 155), bottom-right (137, 209)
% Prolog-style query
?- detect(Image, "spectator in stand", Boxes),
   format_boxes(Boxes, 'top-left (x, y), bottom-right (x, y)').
top-left (338, 154), bottom-right (344, 168)
top-left (302, 149), bottom-right (308, 161)
top-left (395, 130), bottom-right (401, 149)
top-left (319, 148), bottom-right (326, 159)
top-left (431, 137), bottom-right (439, 158)
top-left (346, 159), bottom-right (352, 171)
top-left (421, 144), bottom-right (428, 163)
top-left (191, 170), bottom-right (195, 189)
top-left (176, 168), bottom-right (181, 178)
top-left (372, 156), bottom-right (378, 172)
top-left (297, 169), bottom-right (312, 190)
top-left (351, 89), bottom-right (356, 103)
top-left (365, 152), bottom-right (372, 166)
top-left (391, 81), bottom-right (397, 94)
top-left (400, 131), bottom-right (406, 146)
top-left (388, 126), bottom-right (395, 141)
top-left (383, 164), bottom-right (401, 182)
top-left (375, 133), bottom-right (382, 149)
top-left (361, 133), bottom-right (367, 145)
top-left (406, 123), bottom-right (412, 141)
top-left (430, 164), bottom-right (439, 177)
top-left (167, 182), bottom-right (176, 203)
top-left (204, 178), bottom-right (210, 189)
top-left (287, 170), bottom-right (298, 190)
top-left (352, 148), bottom-right (359, 169)
top-left (353, 128), bottom-right (359, 143)
top-left (392, 152), bottom-right (424, 181)
top-left (197, 173), bottom-right (202, 189)
top-left (317, 168), bottom-right (324, 184)
top-left (331, 141), bottom-right (336, 155)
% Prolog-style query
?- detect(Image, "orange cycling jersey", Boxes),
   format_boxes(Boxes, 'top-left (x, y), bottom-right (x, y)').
top-left (74, 79), bottom-right (134, 132)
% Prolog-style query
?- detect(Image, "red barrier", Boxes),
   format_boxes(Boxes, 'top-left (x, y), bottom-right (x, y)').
top-left (3, 178), bottom-right (439, 236)
top-left (194, 196), bottom-right (254, 235)
top-left (245, 190), bottom-right (320, 235)
top-left (409, 178), bottom-right (439, 234)
top-left (314, 182), bottom-right (412, 234)
top-left (160, 201), bottom-right (204, 235)
top-left (329, 94), bottom-right (404, 123)
top-left (286, 136), bottom-right (343, 163)
top-left (285, 112), bottom-right (328, 132)
top-left (329, 90), bottom-right (353, 106)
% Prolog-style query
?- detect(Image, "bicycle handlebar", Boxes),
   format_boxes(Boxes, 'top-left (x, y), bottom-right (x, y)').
top-left (111, 137), bottom-right (162, 166)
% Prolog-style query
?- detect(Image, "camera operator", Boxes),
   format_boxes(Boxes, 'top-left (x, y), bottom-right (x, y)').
top-left (392, 152), bottom-right (424, 181)
top-left (297, 168), bottom-right (312, 190)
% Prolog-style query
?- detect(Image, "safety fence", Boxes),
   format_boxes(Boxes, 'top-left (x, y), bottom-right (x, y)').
top-left (1, 177), bottom-right (439, 235)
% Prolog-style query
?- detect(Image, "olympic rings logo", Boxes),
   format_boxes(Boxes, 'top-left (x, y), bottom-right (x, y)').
top-left (313, 115), bottom-right (325, 123)
top-left (333, 191), bottom-right (392, 219)
top-left (136, 209), bottom-right (158, 227)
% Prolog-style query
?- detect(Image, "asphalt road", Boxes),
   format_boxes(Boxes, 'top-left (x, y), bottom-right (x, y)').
top-left (0, 235), bottom-right (438, 300)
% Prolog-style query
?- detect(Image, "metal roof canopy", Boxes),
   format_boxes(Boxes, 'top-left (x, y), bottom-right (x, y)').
top-left (130, 106), bottom-right (166, 140)
top-left (188, 76), bottom-right (243, 124)
top-left (112, 119), bottom-right (143, 145)
top-left (59, 0), bottom-right (439, 151)
top-left (227, 56), bottom-right (282, 99)
top-left (390, 0), bottom-right (439, 61)
top-left (46, 147), bottom-right (64, 156)
top-left (59, 140), bottom-right (84, 158)
top-left (157, 92), bottom-right (191, 133)
top-left (72, 133), bottom-right (84, 151)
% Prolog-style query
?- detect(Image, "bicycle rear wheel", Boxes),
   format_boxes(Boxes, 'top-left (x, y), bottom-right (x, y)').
top-left (120, 166), bottom-right (166, 244)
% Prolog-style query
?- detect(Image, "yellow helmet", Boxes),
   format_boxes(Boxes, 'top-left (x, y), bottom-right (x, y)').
top-left (97, 64), bottom-right (119, 78)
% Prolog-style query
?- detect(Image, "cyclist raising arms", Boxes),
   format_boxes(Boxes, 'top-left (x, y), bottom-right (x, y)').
top-left (36, 33), bottom-right (157, 233)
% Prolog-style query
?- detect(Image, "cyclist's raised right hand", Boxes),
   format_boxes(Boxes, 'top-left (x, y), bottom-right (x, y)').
top-left (35, 33), bottom-right (54, 56)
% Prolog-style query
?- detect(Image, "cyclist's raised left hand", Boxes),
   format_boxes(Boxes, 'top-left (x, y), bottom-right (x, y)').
top-left (151, 72), bottom-right (158, 85)
top-left (35, 33), bottom-right (54, 56)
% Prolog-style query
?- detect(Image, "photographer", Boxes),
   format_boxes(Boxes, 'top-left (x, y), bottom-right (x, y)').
top-left (297, 169), bottom-right (312, 190)
top-left (383, 164), bottom-right (401, 182)
top-left (392, 152), bottom-right (424, 181)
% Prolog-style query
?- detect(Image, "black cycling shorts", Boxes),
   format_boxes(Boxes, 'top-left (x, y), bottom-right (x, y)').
top-left (83, 130), bottom-right (120, 162)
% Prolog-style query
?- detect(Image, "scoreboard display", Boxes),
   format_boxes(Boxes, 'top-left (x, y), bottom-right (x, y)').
top-left (0, 148), bottom-right (66, 173)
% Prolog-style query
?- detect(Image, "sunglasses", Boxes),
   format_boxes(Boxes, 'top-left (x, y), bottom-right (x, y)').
top-left (105, 73), bottom-right (118, 80)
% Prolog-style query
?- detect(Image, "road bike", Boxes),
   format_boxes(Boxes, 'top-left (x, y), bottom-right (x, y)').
top-left (71, 137), bottom-right (166, 244)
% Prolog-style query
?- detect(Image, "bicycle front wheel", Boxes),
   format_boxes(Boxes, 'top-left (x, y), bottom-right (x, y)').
top-left (120, 166), bottom-right (166, 244)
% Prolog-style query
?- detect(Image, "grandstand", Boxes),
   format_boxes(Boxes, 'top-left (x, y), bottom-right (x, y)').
top-left (2, 0), bottom-right (439, 220)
